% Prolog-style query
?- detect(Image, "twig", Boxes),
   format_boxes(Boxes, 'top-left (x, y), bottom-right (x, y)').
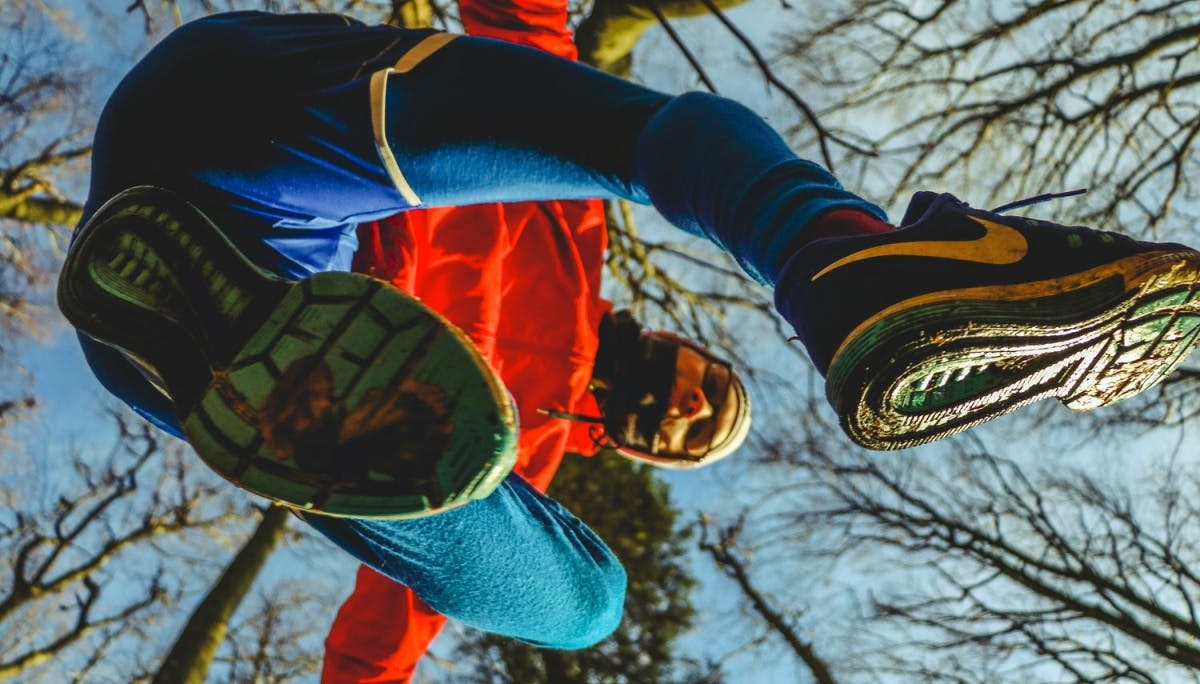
top-left (647, 0), bottom-right (719, 93)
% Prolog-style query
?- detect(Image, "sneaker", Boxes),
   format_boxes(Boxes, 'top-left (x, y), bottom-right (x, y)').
top-left (58, 186), bottom-right (517, 517)
top-left (777, 191), bottom-right (1200, 450)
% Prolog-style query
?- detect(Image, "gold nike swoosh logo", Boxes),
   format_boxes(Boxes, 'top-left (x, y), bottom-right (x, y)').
top-left (811, 217), bottom-right (1029, 281)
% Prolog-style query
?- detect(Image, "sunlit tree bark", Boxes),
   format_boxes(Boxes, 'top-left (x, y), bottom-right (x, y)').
top-left (0, 4), bottom-right (87, 227)
top-left (152, 504), bottom-right (292, 684)
top-left (0, 3), bottom-right (89, 354)
top-left (575, 0), bottom-right (747, 78)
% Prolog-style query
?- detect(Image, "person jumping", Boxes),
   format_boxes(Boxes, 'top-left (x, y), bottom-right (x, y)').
top-left (56, 4), bottom-right (1200, 652)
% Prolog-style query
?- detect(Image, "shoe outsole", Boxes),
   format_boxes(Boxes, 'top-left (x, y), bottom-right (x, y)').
top-left (59, 187), bottom-right (517, 518)
top-left (827, 250), bottom-right (1200, 450)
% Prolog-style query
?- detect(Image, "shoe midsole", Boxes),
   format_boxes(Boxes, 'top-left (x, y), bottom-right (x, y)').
top-left (826, 250), bottom-right (1200, 448)
top-left (58, 193), bottom-right (289, 411)
top-left (827, 251), bottom-right (1196, 376)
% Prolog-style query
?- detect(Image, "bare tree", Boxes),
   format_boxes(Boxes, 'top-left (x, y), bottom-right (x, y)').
top-left (211, 579), bottom-right (328, 683)
top-left (659, 5), bottom-right (1200, 680)
top-left (743, 432), bottom-right (1200, 683)
top-left (0, 3), bottom-right (88, 226)
top-left (152, 504), bottom-right (294, 684)
top-left (575, 0), bottom-right (748, 78)
top-left (782, 0), bottom-right (1200, 240)
top-left (0, 2), bottom-right (90, 358)
top-left (0, 411), bottom-right (246, 683)
top-left (699, 516), bottom-right (837, 684)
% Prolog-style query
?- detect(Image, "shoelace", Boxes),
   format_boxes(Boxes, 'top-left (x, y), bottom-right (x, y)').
top-left (991, 188), bottom-right (1087, 214)
top-left (988, 188), bottom-right (1140, 246)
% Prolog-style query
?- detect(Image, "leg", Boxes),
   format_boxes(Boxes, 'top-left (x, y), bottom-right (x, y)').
top-left (301, 472), bottom-right (626, 649)
top-left (67, 16), bottom-right (528, 517)
top-left (89, 14), bottom-right (882, 294)
top-left (69, 13), bottom-right (880, 468)
top-left (81, 14), bottom-right (1200, 463)
top-left (377, 31), bottom-right (1200, 450)
top-left (377, 35), bottom-right (886, 283)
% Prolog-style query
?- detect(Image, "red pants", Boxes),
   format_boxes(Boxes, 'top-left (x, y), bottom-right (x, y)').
top-left (323, 566), bottom-right (447, 683)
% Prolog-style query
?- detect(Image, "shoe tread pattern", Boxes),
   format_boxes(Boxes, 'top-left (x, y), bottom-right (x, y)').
top-left (59, 187), bottom-right (516, 518)
top-left (828, 250), bottom-right (1200, 450)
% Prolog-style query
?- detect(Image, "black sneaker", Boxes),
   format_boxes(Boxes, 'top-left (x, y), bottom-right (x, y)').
top-left (58, 186), bottom-right (517, 517)
top-left (777, 191), bottom-right (1200, 450)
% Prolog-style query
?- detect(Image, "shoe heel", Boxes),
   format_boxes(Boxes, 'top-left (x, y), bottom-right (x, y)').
top-left (58, 187), bottom-right (287, 410)
top-left (828, 252), bottom-right (1200, 449)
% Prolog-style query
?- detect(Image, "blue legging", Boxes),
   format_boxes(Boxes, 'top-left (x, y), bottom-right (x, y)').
top-left (379, 33), bottom-right (887, 284)
top-left (79, 11), bottom-right (886, 649)
top-left (298, 474), bottom-right (625, 649)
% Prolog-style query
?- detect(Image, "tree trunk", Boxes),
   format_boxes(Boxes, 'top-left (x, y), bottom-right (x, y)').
top-left (542, 648), bottom-right (571, 682)
top-left (152, 504), bottom-right (291, 684)
top-left (390, 0), bottom-right (435, 29)
top-left (0, 195), bottom-right (82, 227)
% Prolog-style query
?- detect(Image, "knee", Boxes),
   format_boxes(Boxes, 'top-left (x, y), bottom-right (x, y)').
top-left (409, 545), bottom-right (626, 650)
top-left (548, 559), bottom-right (627, 650)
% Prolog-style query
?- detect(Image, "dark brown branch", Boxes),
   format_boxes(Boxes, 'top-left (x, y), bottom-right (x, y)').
top-left (699, 516), bottom-right (838, 684)
top-left (646, 0), bottom-right (718, 93)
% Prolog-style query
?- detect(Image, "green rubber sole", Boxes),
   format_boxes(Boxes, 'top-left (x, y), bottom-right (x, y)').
top-left (59, 187), bottom-right (517, 518)
top-left (827, 250), bottom-right (1200, 450)
top-left (181, 272), bottom-right (517, 517)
